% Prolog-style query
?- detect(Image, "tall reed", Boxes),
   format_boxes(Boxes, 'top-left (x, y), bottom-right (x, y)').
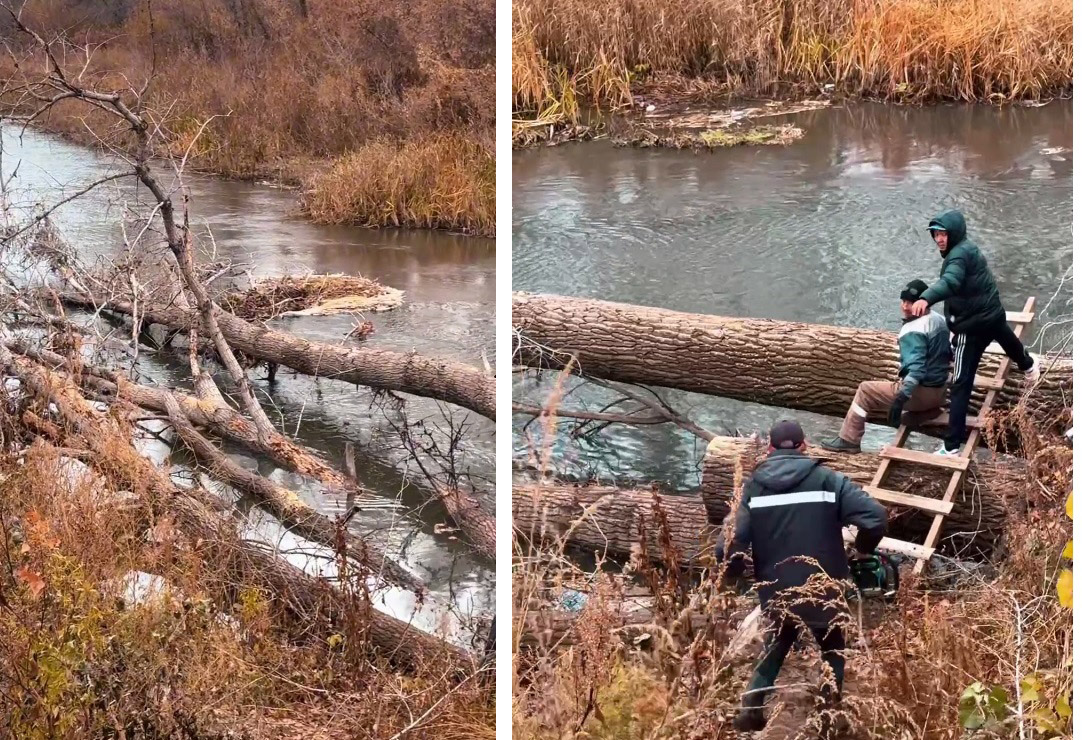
top-left (513, 0), bottom-right (1072, 118)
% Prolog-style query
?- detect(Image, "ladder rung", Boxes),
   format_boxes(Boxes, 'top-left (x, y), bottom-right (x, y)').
top-left (864, 486), bottom-right (955, 515)
top-left (1005, 311), bottom-right (1034, 324)
top-left (985, 342), bottom-right (1006, 356)
top-left (974, 376), bottom-right (1004, 390)
top-left (843, 528), bottom-right (935, 560)
top-left (879, 445), bottom-right (970, 471)
top-left (926, 412), bottom-right (984, 429)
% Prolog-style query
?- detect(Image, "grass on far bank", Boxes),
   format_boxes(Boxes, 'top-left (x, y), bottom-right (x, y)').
top-left (513, 0), bottom-right (1072, 140)
top-left (0, 0), bottom-right (495, 236)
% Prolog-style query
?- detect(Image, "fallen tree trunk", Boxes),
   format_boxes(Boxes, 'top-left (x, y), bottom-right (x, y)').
top-left (159, 392), bottom-right (424, 592)
top-left (514, 482), bottom-right (713, 565)
top-left (439, 487), bottom-right (496, 560)
top-left (60, 292), bottom-right (496, 421)
top-left (512, 293), bottom-right (1071, 441)
top-left (16, 340), bottom-right (355, 492)
top-left (17, 342), bottom-right (502, 561)
top-left (516, 435), bottom-right (1015, 563)
top-left (8, 340), bottom-right (423, 591)
top-left (0, 343), bottom-right (467, 671)
top-left (702, 437), bottom-right (1016, 557)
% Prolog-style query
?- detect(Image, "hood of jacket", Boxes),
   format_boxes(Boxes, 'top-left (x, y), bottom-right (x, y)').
top-left (751, 449), bottom-right (822, 491)
top-left (928, 209), bottom-right (967, 252)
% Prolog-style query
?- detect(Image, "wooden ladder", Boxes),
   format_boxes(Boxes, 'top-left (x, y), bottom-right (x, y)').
top-left (852, 298), bottom-right (1037, 578)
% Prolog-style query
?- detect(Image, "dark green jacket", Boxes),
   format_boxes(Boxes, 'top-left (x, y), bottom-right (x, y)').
top-left (898, 311), bottom-right (951, 397)
top-left (919, 209), bottom-right (1006, 333)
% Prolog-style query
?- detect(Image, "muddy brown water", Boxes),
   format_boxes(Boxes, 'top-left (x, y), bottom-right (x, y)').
top-left (513, 101), bottom-right (1072, 490)
top-left (1, 128), bottom-right (495, 645)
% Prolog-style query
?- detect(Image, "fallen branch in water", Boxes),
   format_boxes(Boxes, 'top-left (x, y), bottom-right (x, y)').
top-left (0, 339), bottom-right (469, 670)
top-left (59, 290), bottom-right (497, 421)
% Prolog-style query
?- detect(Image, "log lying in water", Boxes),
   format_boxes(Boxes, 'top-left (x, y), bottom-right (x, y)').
top-left (0, 343), bottom-right (468, 671)
top-left (60, 292), bottom-right (496, 421)
top-left (702, 437), bottom-right (1015, 558)
top-left (9, 340), bottom-right (423, 591)
top-left (512, 292), bottom-right (1071, 441)
top-left (515, 437), bottom-right (1014, 563)
top-left (439, 487), bottom-right (496, 560)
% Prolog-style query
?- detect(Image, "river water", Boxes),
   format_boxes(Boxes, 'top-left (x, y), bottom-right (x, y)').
top-left (513, 101), bottom-right (1072, 490)
top-left (1, 128), bottom-right (495, 645)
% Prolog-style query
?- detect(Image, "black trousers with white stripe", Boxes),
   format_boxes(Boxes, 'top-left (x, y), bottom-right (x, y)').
top-left (947, 317), bottom-right (1033, 450)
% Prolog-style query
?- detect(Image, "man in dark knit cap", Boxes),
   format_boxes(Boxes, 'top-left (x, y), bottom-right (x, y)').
top-left (822, 278), bottom-right (953, 453)
top-left (718, 419), bottom-right (887, 732)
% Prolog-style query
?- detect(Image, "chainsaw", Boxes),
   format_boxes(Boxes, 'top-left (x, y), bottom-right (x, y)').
top-left (847, 551), bottom-right (900, 601)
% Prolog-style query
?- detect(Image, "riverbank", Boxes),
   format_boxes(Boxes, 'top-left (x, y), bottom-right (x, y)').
top-left (0, 0), bottom-right (495, 237)
top-left (512, 0), bottom-right (1072, 146)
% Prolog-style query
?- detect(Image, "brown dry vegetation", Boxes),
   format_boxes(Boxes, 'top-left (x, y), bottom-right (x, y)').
top-left (0, 0), bottom-right (495, 236)
top-left (0, 439), bottom-right (494, 740)
top-left (513, 0), bottom-right (1073, 139)
top-left (220, 273), bottom-right (401, 320)
top-left (513, 372), bottom-right (1073, 739)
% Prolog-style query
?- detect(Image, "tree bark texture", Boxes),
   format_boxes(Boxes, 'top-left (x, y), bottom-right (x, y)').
top-left (61, 292), bottom-right (496, 421)
top-left (512, 293), bottom-right (1070, 440)
top-left (0, 344), bottom-right (466, 671)
top-left (701, 437), bottom-right (1016, 558)
top-left (514, 482), bottom-right (715, 566)
top-left (438, 487), bottom-right (496, 560)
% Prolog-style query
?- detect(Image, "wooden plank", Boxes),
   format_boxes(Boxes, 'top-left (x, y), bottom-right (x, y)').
top-left (926, 412), bottom-right (984, 429)
top-left (864, 486), bottom-right (955, 515)
top-left (974, 376), bottom-right (1005, 390)
top-left (843, 528), bottom-right (934, 560)
top-left (1005, 311), bottom-right (1034, 324)
top-left (879, 445), bottom-right (970, 471)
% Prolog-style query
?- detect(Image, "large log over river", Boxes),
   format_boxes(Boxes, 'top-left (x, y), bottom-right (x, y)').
top-left (513, 292), bottom-right (1071, 442)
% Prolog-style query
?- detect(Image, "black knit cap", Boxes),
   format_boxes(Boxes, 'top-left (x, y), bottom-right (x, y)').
top-left (769, 419), bottom-right (805, 449)
top-left (900, 279), bottom-right (929, 302)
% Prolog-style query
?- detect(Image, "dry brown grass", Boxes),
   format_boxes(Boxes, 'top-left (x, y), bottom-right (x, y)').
top-left (0, 0), bottom-right (495, 235)
top-left (513, 0), bottom-right (1072, 126)
top-left (0, 415), bottom-right (496, 739)
top-left (300, 135), bottom-right (496, 237)
top-left (513, 363), bottom-right (1073, 739)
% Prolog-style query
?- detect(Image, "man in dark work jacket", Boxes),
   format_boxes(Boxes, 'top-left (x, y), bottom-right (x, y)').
top-left (717, 420), bottom-right (887, 732)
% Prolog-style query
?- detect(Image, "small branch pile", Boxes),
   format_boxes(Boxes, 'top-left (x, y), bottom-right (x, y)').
top-left (219, 273), bottom-right (404, 320)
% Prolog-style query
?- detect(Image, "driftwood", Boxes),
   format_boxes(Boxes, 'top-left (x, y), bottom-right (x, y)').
top-left (512, 292), bottom-right (1071, 444)
top-left (0, 342), bottom-right (468, 671)
top-left (8, 340), bottom-right (422, 591)
top-left (60, 292), bottom-right (496, 421)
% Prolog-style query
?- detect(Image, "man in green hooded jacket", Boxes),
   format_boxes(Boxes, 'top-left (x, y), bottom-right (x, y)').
top-left (910, 209), bottom-right (1040, 454)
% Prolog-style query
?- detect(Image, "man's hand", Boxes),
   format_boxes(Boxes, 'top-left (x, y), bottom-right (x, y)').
top-left (911, 299), bottom-right (929, 316)
top-left (887, 393), bottom-right (908, 428)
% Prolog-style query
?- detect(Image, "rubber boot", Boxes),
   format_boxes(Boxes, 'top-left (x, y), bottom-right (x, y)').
top-left (732, 706), bottom-right (767, 733)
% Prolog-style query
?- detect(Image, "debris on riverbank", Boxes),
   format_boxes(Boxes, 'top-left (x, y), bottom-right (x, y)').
top-left (612, 123), bottom-right (804, 150)
top-left (220, 274), bottom-right (404, 320)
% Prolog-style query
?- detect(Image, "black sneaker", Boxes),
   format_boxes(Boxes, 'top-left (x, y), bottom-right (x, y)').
top-left (821, 436), bottom-right (861, 453)
top-left (733, 707), bottom-right (767, 732)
